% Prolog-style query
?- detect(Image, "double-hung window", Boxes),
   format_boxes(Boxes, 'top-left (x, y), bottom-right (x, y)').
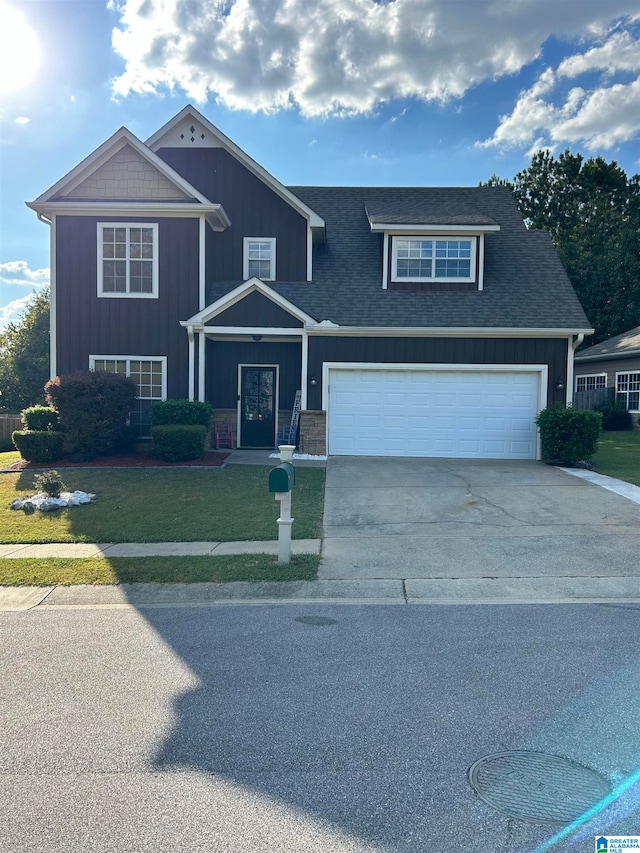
top-left (90, 356), bottom-right (166, 438)
top-left (392, 237), bottom-right (476, 283)
top-left (575, 375), bottom-right (606, 392)
top-left (243, 237), bottom-right (276, 281)
top-left (616, 372), bottom-right (640, 412)
top-left (98, 223), bottom-right (159, 297)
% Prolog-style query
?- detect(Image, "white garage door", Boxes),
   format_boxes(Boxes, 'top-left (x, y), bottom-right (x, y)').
top-left (328, 368), bottom-right (540, 459)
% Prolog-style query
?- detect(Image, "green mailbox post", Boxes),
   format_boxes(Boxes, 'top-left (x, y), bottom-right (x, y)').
top-left (269, 445), bottom-right (296, 563)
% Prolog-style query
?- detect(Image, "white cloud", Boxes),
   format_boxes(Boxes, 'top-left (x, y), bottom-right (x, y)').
top-left (110, 0), bottom-right (639, 117)
top-left (14, 116), bottom-right (29, 125)
top-left (479, 27), bottom-right (640, 153)
top-left (0, 294), bottom-right (34, 329)
top-left (0, 260), bottom-right (49, 287)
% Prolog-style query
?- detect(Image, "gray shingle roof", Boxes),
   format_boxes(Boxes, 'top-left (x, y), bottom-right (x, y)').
top-left (208, 185), bottom-right (591, 331)
top-left (575, 325), bottom-right (640, 361)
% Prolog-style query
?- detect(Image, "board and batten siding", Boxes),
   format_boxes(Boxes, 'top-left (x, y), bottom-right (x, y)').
top-left (306, 336), bottom-right (569, 410)
top-left (55, 215), bottom-right (199, 399)
top-left (157, 147), bottom-right (308, 282)
top-left (206, 340), bottom-right (302, 410)
top-left (209, 291), bottom-right (304, 328)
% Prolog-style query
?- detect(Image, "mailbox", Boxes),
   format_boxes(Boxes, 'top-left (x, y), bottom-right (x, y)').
top-left (269, 462), bottom-right (295, 493)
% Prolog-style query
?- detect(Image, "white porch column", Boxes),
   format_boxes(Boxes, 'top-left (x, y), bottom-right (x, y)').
top-left (198, 330), bottom-right (206, 402)
top-left (301, 329), bottom-right (309, 409)
top-left (187, 325), bottom-right (195, 402)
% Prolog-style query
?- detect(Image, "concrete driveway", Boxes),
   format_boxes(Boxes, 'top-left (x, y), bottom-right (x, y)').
top-left (320, 457), bottom-right (640, 580)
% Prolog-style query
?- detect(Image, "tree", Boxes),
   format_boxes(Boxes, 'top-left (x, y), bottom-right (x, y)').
top-left (0, 288), bottom-right (50, 412)
top-left (482, 152), bottom-right (640, 345)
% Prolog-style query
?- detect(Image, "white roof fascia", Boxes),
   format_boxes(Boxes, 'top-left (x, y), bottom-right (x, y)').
top-left (29, 127), bottom-right (217, 208)
top-left (147, 105), bottom-right (325, 229)
top-left (180, 278), bottom-right (317, 327)
top-left (369, 223), bottom-right (501, 233)
top-left (25, 201), bottom-right (231, 231)
top-left (575, 349), bottom-right (640, 363)
top-left (305, 326), bottom-right (594, 337)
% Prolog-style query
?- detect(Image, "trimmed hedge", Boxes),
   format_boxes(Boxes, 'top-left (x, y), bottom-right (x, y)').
top-left (21, 405), bottom-right (60, 432)
top-left (46, 371), bottom-right (137, 460)
top-left (151, 424), bottom-right (207, 462)
top-left (151, 399), bottom-right (212, 428)
top-left (12, 430), bottom-right (64, 463)
top-left (535, 405), bottom-right (601, 464)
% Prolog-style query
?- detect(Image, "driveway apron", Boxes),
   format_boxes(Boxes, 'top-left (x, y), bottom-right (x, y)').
top-left (319, 457), bottom-right (640, 580)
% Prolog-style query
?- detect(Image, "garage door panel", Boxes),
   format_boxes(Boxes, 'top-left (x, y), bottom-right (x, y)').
top-left (328, 369), bottom-right (539, 459)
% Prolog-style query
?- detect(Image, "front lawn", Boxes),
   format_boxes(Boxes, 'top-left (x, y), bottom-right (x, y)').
top-left (0, 554), bottom-right (319, 585)
top-left (592, 430), bottom-right (640, 487)
top-left (0, 465), bottom-right (325, 543)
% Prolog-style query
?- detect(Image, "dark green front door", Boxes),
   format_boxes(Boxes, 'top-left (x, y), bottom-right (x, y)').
top-left (240, 366), bottom-right (276, 447)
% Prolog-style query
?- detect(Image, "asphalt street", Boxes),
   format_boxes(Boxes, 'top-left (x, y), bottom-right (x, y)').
top-left (2, 602), bottom-right (640, 852)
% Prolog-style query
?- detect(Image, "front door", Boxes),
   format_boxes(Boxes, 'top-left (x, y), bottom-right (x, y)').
top-left (239, 366), bottom-right (277, 447)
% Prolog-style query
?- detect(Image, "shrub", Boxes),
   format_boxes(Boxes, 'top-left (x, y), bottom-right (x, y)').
top-left (21, 405), bottom-right (60, 432)
top-left (151, 399), bottom-right (212, 428)
top-left (110, 424), bottom-right (139, 453)
top-left (45, 371), bottom-right (137, 460)
top-left (12, 430), bottom-right (64, 463)
top-left (33, 470), bottom-right (66, 498)
top-left (151, 424), bottom-right (207, 462)
top-left (535, 405), bottom-right (601, 464)
top-left (594, 400), bottom-right (633, 431)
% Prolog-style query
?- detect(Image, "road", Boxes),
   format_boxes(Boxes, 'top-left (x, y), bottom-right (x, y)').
top-left (2, 602), bottom-right (640, 852)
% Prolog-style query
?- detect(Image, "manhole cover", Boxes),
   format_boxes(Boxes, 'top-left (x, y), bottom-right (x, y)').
top-left (468, 751), bottom-right (611, 825)
top-left (294, 615), bottom-right (337, 626)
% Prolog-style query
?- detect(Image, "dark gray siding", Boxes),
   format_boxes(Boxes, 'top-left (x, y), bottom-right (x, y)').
top-left (157, 148), bottom-right (308, 282)
top-left (306, 336), bottom-right (568, 409)
top-left (206, 340), bottom-right (301, 409)
top-left (55, 215), bottom-right (199, 398)
top-left (210, 291), bottom-right (303, 327)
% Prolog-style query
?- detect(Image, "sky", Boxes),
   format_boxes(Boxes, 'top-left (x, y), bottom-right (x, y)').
top-left (1, 0), bottom-right (639, 330)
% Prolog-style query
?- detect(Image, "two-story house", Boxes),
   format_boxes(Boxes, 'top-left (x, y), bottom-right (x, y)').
top-left (27, 105), bottom-right (592, 458)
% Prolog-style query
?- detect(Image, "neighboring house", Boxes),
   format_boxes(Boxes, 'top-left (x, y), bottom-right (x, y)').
top-left (574, 325), bottom-right (640, 415)
top-left (27, 105), bottom-right (592, 459)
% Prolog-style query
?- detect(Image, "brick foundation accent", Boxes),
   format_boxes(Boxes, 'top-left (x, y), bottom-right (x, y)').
top-left (299, 410), bottom-right (327, 455)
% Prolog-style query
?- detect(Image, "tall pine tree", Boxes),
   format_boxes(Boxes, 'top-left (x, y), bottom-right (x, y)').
top-left (483, 151), bottom-right (640, 345)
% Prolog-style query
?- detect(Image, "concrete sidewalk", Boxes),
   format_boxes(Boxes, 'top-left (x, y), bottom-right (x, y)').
top-left (0, 539), bottom-right (321, 558)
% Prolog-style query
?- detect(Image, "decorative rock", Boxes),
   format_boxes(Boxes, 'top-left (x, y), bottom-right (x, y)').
top-left (8, 490), bottom-right (97, 513)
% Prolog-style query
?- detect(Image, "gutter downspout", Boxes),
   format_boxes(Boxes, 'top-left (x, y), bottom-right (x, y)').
top-left (36, 212), bottom-right (55, 379)
top-left (567, 333), bottom-right (585, 406)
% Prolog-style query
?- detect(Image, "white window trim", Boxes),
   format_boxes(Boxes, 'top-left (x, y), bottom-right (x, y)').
top-left (575, 373), bottom-right (607, 392)
top-left (615, 370), bottom-right (640, 412)
top-left (89, 355), bottom-right (167, 399)
top-left (390, 235), bottom-right (477, 284)
top-left (243, 237), bottom-right (276, 281)
top-left (97, 222), bottom-right (159, 299)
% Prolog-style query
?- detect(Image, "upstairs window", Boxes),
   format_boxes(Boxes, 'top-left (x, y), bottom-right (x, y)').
top-left (391, 237), bottom-right (476, 283)
top-left (98, 224), bottom-right (158, 298)
top-left (243, 237), bottom-right (276, 281)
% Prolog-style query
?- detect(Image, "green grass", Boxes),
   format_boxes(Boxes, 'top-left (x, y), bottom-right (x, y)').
top-left (0, 451), bottom-right (20, 466)
top-left (0, 554), bottom-right (319, 585)
top-left (592, 430), bottom-right (640, 487)
top-left (0, 466), bottom-right (325, 544)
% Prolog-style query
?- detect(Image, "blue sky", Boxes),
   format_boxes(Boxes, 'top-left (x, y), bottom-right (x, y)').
top-left (1, 0), bottom-right (639, 329)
